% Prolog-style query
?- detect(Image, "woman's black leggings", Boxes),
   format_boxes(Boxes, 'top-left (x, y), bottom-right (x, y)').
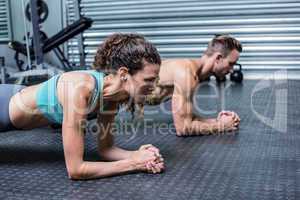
top-left (0, 84), bottom-right (26, 132)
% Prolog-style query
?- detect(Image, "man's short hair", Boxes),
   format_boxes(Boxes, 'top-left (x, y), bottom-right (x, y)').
top-left (204, 34), bottom-right (242, 57)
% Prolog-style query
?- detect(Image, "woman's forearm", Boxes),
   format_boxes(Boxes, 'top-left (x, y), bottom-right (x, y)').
top-left (99, 146), bottom-right (134, 161)
top-left (70, 159), bottom-right (136, 180)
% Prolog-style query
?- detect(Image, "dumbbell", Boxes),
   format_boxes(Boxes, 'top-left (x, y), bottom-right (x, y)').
top-left (215, 75), bottom-right (226, 83)
top-left (230, 63), bottom-right (243, 83)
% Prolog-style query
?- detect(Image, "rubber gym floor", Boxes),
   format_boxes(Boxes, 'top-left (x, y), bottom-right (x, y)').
top-left (0, 80), bottom-right (299, 200)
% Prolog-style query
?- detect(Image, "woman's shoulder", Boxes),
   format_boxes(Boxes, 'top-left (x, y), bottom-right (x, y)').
top-left (58, 71), bottom-right (97, 96)
top-left (60, 70), bottom-right (103, 82)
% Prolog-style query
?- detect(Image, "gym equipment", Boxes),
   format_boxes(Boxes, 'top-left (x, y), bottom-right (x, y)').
top-left (0, 57), bottom-right (8, 84)
top-left (230, 63), bottom-right (243, 83)
top-left (25, 0), bottom-right (49, 23)
top-left (215, 75), bottom-right (226, 83)
top-left (72, 0), bottom-right (86, 67)
top-left (6, 0), bottom-right (54, 85)
top-left (8, 0), bottom-right (93, 85)
top-left (9, 17), bottom-right (93, 72)
top-left (203, 76), bottom-right (211, 82)
top-left (213, 63), bottom-right (243, 83)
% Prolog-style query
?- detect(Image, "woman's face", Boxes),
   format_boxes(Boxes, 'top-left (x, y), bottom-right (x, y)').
top-left (126, 62), bottom-right (160, 104)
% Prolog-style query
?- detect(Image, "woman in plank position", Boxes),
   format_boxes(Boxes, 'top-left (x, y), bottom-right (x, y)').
top-left (0, 33), bottom-right (164, 179)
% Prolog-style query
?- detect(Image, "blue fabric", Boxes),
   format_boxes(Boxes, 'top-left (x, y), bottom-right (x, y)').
top-left (36, 70), bottom-right (104, 124)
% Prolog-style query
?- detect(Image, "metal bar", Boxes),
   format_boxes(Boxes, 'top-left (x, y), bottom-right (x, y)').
top-left (30, 0), bottom-right (44, 68)
top-left (73, 0), bottom-right (86, 68)
top-left (0, 57), bottom-right (5, 83)
top-left (62, 0), bottom-right (69, 64)
top-left (53, 47), bottom-right (73, 71)
top-left (21, 0), bottom-right (32, 70)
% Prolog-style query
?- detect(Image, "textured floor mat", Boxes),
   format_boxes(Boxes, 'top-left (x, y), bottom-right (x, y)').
top-left (0, 80), bottom-right (299, 200)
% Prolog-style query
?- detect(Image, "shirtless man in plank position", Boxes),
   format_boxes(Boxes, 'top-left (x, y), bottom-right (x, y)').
top-left (144, 34), bottom-right (242, 136)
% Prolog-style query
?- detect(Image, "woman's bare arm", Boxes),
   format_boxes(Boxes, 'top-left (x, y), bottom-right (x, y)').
top-left (59, 74), bottom-right (164, 179)
top-left (60, 78), bottom-right (141, 179)
top-left (96, 102), bottom-right (137, 161)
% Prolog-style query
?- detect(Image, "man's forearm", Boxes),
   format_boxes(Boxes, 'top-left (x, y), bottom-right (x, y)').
top-left (190, 119), bottom-right (220, 135)
top-left (195, 117), bottom-right (218, 124)
top-left (177, 118), bottom-right (222, 136)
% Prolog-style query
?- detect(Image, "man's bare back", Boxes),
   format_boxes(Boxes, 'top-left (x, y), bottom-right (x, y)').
top-left (145, 59), bottom-right (202, 105)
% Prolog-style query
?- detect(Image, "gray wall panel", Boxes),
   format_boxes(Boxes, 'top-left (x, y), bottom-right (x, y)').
top-left (66, 0), bottom-right (300, 70)
top-left (0, 0), bottom-right (11, 42)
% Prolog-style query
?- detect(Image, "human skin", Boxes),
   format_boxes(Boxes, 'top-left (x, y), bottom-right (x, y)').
top-left (145, 50), bottom-right (241, 136)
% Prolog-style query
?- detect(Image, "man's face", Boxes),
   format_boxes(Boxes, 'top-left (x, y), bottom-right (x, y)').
top-left (213, 49), bottom-right (240, 78)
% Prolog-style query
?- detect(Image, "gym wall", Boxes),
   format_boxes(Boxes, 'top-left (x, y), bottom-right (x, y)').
top-left (0, 0), bottom-right (11, 42)
top-left (66, 0), bottom-right (300, 71)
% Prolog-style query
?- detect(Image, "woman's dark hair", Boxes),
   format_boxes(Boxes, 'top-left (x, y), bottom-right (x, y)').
top-left (93, 33), bottom-right (161, 74)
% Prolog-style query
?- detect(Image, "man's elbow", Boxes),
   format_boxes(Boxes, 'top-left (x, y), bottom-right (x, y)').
top-left (174, 119), bottom-right (193, 136)
top-left (175, 126), bottom-right (189, 137)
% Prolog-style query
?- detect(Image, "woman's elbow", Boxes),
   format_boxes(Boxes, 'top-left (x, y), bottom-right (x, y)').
top-left (67, 163), bottom-right (86, 180)
top-left (68, 169), bottom-right (82, 180)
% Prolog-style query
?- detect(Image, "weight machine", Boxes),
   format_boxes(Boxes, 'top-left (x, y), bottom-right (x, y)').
top-left (5, 0), bottom-right (93, 85)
